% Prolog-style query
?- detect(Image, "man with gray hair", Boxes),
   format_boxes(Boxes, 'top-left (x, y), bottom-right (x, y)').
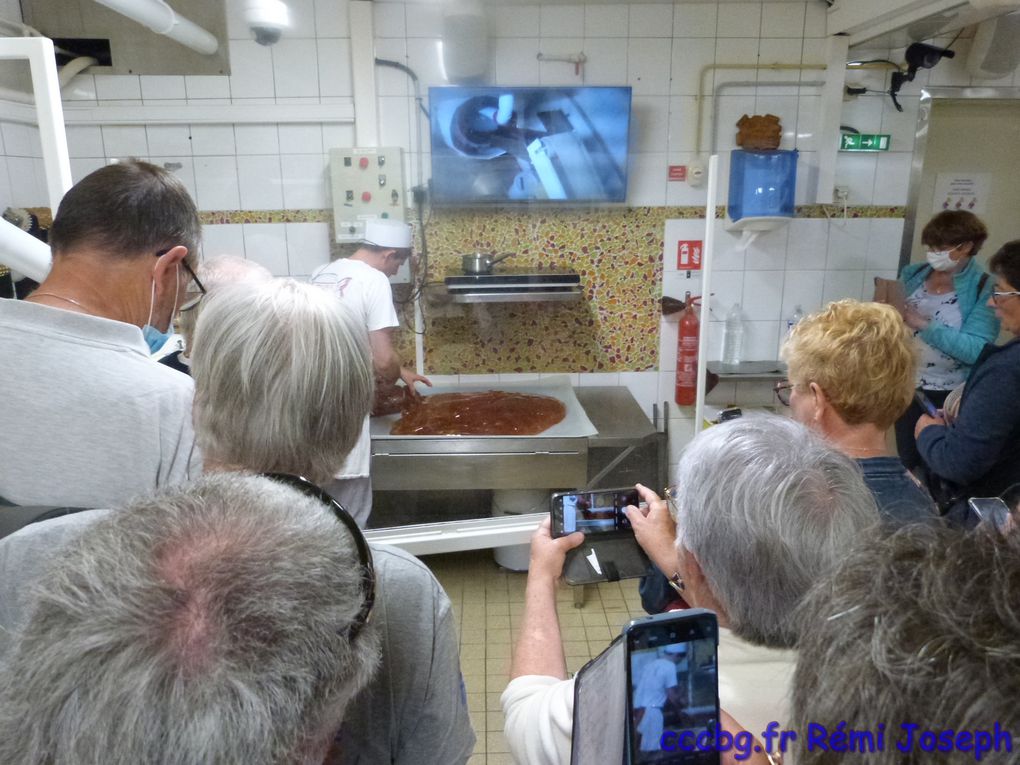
top-left (791, 523), bottom-right (1020, 764)
top-left (502, 415), bottom-right (880, 764)
top-left (0, 472), bottom-right (381, 764)
top-left (0, 160), bottom-right (202, 508)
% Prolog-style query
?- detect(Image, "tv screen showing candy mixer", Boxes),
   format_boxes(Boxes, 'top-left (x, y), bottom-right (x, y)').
top-left (429, 86), bottom-right (631, 204)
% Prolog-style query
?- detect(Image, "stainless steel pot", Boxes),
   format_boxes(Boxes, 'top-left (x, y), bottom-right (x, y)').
top-left (462, 252), bottom-right (515, 275)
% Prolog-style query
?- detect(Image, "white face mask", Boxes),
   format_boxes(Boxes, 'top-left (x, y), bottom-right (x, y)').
top-left (926, 247), bottom-right (957, 272)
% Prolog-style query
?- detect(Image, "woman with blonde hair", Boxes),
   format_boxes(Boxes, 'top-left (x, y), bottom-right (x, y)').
top-left (779, 300), bottom-right (935, 524)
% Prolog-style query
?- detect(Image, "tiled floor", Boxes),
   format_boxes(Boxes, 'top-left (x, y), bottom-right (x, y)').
top-left (423, 550), bottom-right (648, 765)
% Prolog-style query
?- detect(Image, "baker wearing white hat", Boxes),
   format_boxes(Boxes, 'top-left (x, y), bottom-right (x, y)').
top-left (310, 219), bottom-right (431, 526)
top-left (633, 645), bottom-right (688, 752)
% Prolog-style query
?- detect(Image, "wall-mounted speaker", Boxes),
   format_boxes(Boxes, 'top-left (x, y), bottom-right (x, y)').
top-left (442, 7), bottom-right (489, 83)
top-left (967, 11), bottom-right (1020, 79)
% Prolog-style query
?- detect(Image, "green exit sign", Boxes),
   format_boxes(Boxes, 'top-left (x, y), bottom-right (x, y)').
top-left (840, 133), bottom-right (891, 152)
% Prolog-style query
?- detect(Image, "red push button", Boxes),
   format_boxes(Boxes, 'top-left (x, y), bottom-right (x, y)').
top-left (361, 191), bottom-right (372, 202)
top-left (359, 157), bottom-right (369, 169)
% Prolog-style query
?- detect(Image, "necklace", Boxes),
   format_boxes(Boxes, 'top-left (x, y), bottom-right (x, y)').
top-left (840, 445), bottom-right (887, 459)
top-left (28, 292), bottom-right (91, 312)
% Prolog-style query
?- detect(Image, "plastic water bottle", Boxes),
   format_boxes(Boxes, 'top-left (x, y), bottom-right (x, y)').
top-left (786, 305), bottom-right (804, 337)
top-left (721, 303), bottom-right (745, 371)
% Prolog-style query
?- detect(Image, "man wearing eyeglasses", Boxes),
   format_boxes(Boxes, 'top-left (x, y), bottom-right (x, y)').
top-left (0, 160), bottom-right (202, 509)
top-left (311, 218), bottom-right (432, 526)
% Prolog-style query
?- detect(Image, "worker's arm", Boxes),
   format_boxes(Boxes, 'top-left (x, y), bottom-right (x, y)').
top-left (369, 328), bottom-right (401, 385)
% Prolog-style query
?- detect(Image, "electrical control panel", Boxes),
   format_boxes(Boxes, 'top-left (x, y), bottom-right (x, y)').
top-left (329, 147), bottom-right (406, 244)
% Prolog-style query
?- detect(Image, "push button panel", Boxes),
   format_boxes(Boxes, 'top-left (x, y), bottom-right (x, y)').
top-left (329, 146), bottom-right (406, 245)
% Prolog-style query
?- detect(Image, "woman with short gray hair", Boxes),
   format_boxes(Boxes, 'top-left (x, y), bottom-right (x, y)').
top-left (190, 278), bottom-right (373, 487)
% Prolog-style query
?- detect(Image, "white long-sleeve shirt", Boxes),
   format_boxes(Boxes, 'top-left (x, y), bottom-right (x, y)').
top-left (501, 627), bottom-right (796, 765)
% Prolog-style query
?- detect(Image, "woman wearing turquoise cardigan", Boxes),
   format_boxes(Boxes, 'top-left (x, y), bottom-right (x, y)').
top-left (894, 210), bottom-right (1000, 471)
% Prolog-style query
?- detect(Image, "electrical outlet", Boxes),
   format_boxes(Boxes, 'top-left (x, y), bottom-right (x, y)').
top-left (833, 185), bottom-right (850, 203)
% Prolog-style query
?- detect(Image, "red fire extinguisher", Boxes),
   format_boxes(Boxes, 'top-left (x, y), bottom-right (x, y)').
top-left (675, 292), bottom-right (700, 406)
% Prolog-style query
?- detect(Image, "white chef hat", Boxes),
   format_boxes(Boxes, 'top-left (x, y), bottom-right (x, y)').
top-left (363, 219), bottom-right (413, 250)
top-left (663, 644), bottom-right (686, 655)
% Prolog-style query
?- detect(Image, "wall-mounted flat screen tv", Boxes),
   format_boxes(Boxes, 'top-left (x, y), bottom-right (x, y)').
top-left (429, 86), bottom-right (631, 204)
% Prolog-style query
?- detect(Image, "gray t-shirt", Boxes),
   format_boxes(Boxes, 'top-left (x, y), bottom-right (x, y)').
top-left (0, 299), bottom-right (200, 507)
top-left (0, 511), bottom-right (474, 765)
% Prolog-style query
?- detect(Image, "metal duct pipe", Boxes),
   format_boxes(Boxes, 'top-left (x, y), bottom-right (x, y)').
top-left (92, 0), bottom-right (219, 55)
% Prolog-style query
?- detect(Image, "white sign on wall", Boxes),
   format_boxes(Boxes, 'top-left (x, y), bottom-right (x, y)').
top-left (933, 172), bottom-right (991, 215)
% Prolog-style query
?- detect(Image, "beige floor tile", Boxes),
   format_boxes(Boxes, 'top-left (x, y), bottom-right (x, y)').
top-left (485, 711), bottom-right (506, 733)
top-left (463, 674), bottom-right (485, 695)
top-left (486, 753), bottom-right (517, 765)
top-left (560, 626), bottom-right (588, 642)
top-left (486, 732), bottom-right (510, 753)
top-left (486, 627), bottom-right (512, 644)
top-left (467, 754), bottom-right (486, 765)
top-left (581, 611), bottom-right (609, 626)
top-left (461, 643), bottom-right (486, 660)
top-left (486, 692), bottom-right (504, 712)
top-left (562, 640), bottom-right (590, 657)
top-left (466, 692), bottom-right (485, 713)
top-left (462, 628), bottom-right (488, 644)
top-left (487, 642), bottom-right (511, 659)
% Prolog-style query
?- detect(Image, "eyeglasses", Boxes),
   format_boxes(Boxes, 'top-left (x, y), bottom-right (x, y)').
top-left (178, 259), bottom-right (207, 312)
top-left (992, 290), bottom-right (1020, 304)
top-left (259, 472), bottom-right (375, 641)
top-left (155, 248), bottom-right (207, 312)
top-left (774, 380), bottom-right (795, 406)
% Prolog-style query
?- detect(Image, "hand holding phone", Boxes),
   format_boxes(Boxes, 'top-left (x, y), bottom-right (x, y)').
top-left (626, 611), bottom-right (720, 764)
top-left (528, 518), bottom-right (585, 581)
top-left (624, 485), bottom-right (679, 577)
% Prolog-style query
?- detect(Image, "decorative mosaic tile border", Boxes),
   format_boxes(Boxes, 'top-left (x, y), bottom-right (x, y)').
top-left (199, 205), bottom-right (906, 374)
top-left (198, 206), bottom-right (905, 226)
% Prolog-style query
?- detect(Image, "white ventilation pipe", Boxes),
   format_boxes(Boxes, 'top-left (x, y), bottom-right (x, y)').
top-left (0, 220), bottom-right (52, 283)
top-left (59, 56), bottom-right (99, 89)
top-left (92, 0), bottom-right (219, 55)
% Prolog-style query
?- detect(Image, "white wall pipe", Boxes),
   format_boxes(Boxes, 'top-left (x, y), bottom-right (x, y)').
top-left (816, 36), bottom-right (850, 207)
top-left (59, 56), bottom-right (99, 89)
top-left (0, 220), bottom-right (52, 282)
top-left (693, 154), bottom-right (719, 433)
top-left (92, 0), bottom-right (219, 55)
top-left (0, 37), bottom-right (72, 213)
top-left (349, 1), bottom-right (378, 147)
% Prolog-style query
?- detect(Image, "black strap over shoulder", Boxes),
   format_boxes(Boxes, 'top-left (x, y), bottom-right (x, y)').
top-left (0, 495), bottom-right (90, 541)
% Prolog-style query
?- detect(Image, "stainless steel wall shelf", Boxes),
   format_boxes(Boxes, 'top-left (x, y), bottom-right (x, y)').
top-left (428, 269), bottom-right (583, 304)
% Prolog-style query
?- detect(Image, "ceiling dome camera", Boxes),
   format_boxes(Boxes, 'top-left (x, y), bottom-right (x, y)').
top-left (244, 0), bottom-right (291, 47)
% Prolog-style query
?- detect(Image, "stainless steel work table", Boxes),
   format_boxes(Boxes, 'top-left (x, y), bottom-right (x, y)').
top-left (365, 386), bottom-right (665, 556)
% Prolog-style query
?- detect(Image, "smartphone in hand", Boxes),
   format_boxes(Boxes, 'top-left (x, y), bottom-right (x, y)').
top-left (914, 390), bottom-right (939, 418)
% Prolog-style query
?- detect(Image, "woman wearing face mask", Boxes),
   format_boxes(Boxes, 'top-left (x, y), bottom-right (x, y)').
top-left (893, 210), bottom-right (1000, 473)
top-left (915, 240), bottom-right (1020, 524)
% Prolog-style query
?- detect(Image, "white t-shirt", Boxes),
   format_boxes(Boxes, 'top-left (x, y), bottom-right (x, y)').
top-left (0, 299), bottom-right (199, 507)
top-left (311, 258), bottom-right (400, 478)
top-left (501, 626), bottom-right (796, 765)
top-left (632, 657), bottom-right (679, 709)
